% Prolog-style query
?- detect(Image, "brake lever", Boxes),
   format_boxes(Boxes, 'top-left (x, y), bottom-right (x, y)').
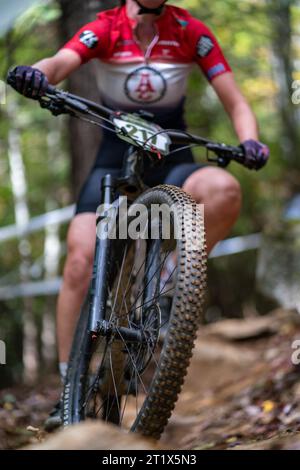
top-left (208, 154), bottom-right (231, 168)
top-left (206, 143), bottom-right (231, 168)
top-left (206, 142), bottom-right (245, 168)
top-left (39, 96), bottom-right (68, 116)
top-left (39, 88), bottom-right (91, 117)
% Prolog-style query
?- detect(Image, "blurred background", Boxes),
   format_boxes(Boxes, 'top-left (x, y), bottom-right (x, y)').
top-left (0, 0), bottom-right (299, 388)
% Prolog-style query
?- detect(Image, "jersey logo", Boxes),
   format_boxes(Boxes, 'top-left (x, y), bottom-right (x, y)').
top-left (79, 30), bottom-right (99, 49)
top-left (197, 35), bottom-right (214, 57)
top-left (176, 18), bottom-right (189, 29)
top-left (124, 66), bottom-right (167, 104)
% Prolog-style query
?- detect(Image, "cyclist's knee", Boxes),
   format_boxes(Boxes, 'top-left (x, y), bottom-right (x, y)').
top-left (63, 213), bottom-right (96, 290)
top-left (218, 176), bottom-right (242, 219)
top-left (208, 175), bottom-right (242, 223)
top-left (63, 249), bottom-right (93, 290)
top-left (184, 168), bottom-right (242, 217)
top-left (214, 173), bottom-right (241, 204)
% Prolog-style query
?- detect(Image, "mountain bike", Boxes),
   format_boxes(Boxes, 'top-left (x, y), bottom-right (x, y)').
top-left (7, 76), bottom-right (246, 439)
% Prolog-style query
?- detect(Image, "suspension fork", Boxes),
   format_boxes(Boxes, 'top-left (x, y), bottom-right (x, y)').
top-left (87, 148), bottom-right (147, 339)
top-left (88, 174), bottom-right (119, 334)
top-left (87, 177), bottom-right (146, 344)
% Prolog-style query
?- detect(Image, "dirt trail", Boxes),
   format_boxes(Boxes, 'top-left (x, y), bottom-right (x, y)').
top-left (1, 309), bottom-right (300, 450)
top-left (161, 309), bottom-right (300, 449)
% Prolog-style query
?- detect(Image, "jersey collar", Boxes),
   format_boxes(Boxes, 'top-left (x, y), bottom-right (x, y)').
top-left (121, 4), bottom-right (168, 30)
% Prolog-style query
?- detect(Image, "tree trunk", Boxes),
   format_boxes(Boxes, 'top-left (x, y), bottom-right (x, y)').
top-left (7, 105), bottom-right (38, 385)
top-left (269, 0), bottom-right (300, 192)
top-left (58, 0), bottom-right (119, 199)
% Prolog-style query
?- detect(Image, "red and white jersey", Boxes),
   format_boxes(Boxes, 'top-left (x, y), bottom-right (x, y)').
top-left (62, 5), bottom-right (231, 111)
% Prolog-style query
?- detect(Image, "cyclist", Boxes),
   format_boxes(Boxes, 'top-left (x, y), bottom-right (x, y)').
top-left (8, 0), bottom-right (269, 430)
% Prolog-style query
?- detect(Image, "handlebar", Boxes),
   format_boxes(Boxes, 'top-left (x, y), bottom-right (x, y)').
top-left (6, 75), bottom-right (245, 167)
top-left (166, 130), bottom-right (245, 164)
top-left (43, 84), bottom-right (112, 118)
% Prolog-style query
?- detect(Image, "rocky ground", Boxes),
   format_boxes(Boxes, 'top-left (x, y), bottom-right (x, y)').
top-left (1, 308), bottom-right (300, 450)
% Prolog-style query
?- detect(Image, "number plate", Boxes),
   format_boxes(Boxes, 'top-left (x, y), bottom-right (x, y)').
top-left (113, 113), bottom-right (171, 155)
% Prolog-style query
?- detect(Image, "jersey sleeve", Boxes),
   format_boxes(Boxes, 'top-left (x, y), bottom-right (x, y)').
top-left (187, 18), bottom-right (232, 82)
top-left (61, 18), bottom-right (110, 64)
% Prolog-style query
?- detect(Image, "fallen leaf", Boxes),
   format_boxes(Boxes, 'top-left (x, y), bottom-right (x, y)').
top-left (26, 426), bottom-right (40, 433)
top-left (263, 401), bottom-right (276, 413)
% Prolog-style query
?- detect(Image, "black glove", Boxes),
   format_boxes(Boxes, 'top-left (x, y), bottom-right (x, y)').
top-left (7, 65), bottom-right (49, 99)
top-left (241, 139), bottom-right (270, 170)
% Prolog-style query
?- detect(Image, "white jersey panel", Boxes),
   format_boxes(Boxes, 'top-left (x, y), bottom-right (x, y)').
top-left (96, 61), bottom-right (193, 110)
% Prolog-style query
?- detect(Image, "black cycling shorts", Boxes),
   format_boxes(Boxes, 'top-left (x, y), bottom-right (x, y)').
top-left (75, 110), bottom-right (206, 214)
top-left (75, 133), bottom-right (206, 214)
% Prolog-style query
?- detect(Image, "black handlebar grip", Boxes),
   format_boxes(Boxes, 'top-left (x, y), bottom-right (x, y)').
top-left (6, 68), bottom-right (56, 98)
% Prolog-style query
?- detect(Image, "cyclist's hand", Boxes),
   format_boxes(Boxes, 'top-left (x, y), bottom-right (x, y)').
top-left (240, 139), bottom-right (270, 170)
top-left (7, 66), bottom-right (49, 99)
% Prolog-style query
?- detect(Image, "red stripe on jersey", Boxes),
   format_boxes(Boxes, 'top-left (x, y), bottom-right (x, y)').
top-left (62, 5), bottom-right (231, 76)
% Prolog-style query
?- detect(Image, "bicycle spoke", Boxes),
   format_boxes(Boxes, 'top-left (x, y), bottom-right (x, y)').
top-left (129, 282), bottom-right (175, 317)
top-left (130, 255), bottom-right (177, 316)
top-left (120, 342), bottom-right (147, 425)
top-left (118, 248), bottom-right (144, 313)
top-left (111, 244), bottom-right (128, 315)
top-left (129, 247), bottom-right (170, 314)
top-left (117, 247), bottom-right (148, 318)
top-left (82, 227), bottom-right (177, 426)
top-left (109, 349), bottom-right (122, 422)
top-left (82, 339), bottom-right (109, 412)
top-left (115, 326), bottom-right (148, 395)
top-left (119, 366), bottom-right (137, 425)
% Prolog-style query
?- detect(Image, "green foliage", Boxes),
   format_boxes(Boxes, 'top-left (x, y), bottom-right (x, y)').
top-left (0, 0), bottom-right (297, 269)
top-left (1, 0), bottom-right (298, 236)
top-left (0, 1), bottom-right (299, 385)
top-left (0, 1), bottom-right (70, 224)
top-left (178, 0), bottom-right (299, 234)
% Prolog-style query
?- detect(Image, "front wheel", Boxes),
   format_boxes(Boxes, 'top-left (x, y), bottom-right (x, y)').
top-left (63, 185), bottom-right (207, 439)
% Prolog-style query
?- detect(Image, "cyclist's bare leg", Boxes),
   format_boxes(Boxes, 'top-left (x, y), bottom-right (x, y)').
top-left (56, 213), bottom-right (97, 363)
top-left (183, 167), bottom-right (242, 254)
